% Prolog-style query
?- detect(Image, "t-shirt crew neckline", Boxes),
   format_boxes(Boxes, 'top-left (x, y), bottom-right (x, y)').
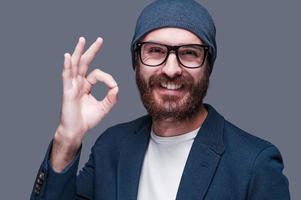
top-left (151, 127), bottom-right (200, 144)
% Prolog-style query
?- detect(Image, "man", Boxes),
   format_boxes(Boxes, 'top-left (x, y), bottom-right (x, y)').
top-left (30, 0), bottom-right (290, 199)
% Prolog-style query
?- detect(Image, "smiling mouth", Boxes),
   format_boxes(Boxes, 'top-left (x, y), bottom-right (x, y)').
top-left (160, 82), bottom-right (183, 90)
top-left (154, 82), bottom-right (186, 98)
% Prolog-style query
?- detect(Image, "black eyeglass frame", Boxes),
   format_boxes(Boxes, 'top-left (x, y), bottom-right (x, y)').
top-left (136, 42), bottom-right (210, 69)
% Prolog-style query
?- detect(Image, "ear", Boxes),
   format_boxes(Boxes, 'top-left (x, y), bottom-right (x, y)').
top-left (132, 51), bottom-right (139, 70)
top-left (206, 53), bottom-right (213, 75)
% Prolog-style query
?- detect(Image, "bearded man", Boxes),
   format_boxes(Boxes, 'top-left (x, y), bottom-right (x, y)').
top-left (31, 0), bottom-right (290, 199)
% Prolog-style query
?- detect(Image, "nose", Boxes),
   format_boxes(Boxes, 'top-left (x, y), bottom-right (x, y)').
top-left (161, 52), bottom-right (183, 78)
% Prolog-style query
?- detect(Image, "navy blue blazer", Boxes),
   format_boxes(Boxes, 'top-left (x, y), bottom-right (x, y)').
top-left (31, 104), bottom-right (290, 199)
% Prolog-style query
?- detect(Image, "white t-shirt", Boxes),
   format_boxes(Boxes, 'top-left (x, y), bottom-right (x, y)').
top-left (137, 127), bottom-right (200, 200)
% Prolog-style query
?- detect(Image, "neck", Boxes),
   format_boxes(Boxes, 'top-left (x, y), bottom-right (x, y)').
top-left (152, 104), bottom-right (208, 137)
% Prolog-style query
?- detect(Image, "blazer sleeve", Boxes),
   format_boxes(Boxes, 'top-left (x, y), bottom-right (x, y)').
top-left (30, 140), bottom-right (95, 200)
top-left (247, 145), bottom-right (290, 200)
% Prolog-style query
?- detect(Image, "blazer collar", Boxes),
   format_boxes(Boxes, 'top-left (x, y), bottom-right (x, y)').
top-left (118, 104), bottom-right (225, 200)
top-left (117, 116), bottom-right (151, 200)
top-left (176, 104), bottom-right (225, 200)
top-left (196, 103), bottom-right (225, 155)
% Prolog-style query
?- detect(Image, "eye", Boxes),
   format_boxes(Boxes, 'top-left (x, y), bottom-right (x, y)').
top-left (179, 45), bottom-right (204, 59)
top-left (148, 47), bottom-right (165, 54)
top-left (181, 50), bottom-right (198, 56)
top-left (180, 49), bottom-right (200, 58)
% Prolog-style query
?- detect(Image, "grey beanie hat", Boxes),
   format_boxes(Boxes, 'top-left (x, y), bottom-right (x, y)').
top-left (131, 0), bottom-right (217, 74)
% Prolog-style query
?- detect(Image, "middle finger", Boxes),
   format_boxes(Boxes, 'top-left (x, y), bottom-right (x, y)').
top-left (71, 37), bottom-right (86, 77)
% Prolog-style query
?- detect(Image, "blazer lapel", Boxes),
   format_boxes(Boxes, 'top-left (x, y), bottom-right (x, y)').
top-left (117, 117), bottom-right (151, 200)
top-left (176, 104), bottom-right (226, 200)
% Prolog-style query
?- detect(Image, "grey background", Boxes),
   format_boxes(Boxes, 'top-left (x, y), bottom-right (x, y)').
top-left (0, 0), bottom-right (300, 199)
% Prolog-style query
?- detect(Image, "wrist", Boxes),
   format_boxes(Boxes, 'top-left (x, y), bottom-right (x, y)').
top-left (54, 125), bottom-right (83, 150)
top-left (51, 130), bottom-right (81, 173)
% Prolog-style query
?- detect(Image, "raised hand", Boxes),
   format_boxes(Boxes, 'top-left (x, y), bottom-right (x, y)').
top-left (51, 37), bottom-right (118, 172)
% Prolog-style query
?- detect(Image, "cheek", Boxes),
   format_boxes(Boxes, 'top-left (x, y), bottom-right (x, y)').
top-left (184, 68), bottom-right (203, 83)
top-left (138, 64), bottom-right (160, 80)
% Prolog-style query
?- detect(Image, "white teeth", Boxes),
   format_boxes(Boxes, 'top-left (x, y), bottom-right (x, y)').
top-left (161, 82), bottom-right (181, 90)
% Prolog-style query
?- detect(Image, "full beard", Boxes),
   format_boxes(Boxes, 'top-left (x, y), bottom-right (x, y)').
top-left (136, 67), bottom-right (210, 122)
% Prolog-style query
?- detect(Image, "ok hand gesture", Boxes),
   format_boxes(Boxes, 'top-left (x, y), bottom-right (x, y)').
top-left (51, 37), bottom-right (118, 172)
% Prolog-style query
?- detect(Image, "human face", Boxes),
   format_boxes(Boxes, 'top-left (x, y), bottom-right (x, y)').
top-left (136, 28), bottom-right (210, 121)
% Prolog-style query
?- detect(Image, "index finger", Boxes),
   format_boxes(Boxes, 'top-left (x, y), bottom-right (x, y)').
top-left (86, 69), bottom-right (118, 89)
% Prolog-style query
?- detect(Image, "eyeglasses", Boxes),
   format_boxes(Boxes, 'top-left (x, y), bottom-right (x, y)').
top-left (136, 42), bottom-right (209, 69)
